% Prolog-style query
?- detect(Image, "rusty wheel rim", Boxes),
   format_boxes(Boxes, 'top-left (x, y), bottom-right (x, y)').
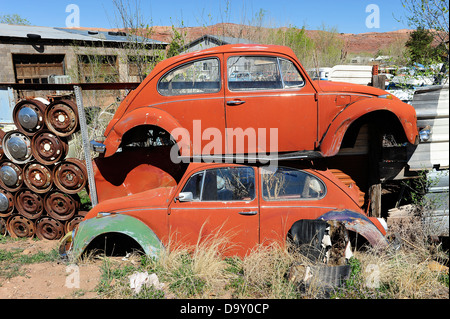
top-left (2, 131), bottom-right (32, 164)
top-left (45, 100), bottom-right (79, 137)
top-left (14, 189), bottom-right (44, 220)
top-left (0, 161), bottom-right (23, 192)
top-left (53, 158), bottom-right (87, 194)
top-left (31, 131), bottom-right (68, 165)
top-left (0, 189), bottom-right (14, 218)
top-left (13, 99), bottom-right (46, 136)
top-left (36, 217), bottom-right (64, 240)
top-left (44, 191), bottom-right (78, 221)
top-left (23, 163), bottom-right (53, 194)
top-left (65, 215), bottom-right (84, 233)
top-left (7, 215), bottom-right (35, 238)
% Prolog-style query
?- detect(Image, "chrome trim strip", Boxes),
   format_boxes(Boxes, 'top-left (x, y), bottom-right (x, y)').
top-left (318, 93), bottom-right (373, 97)
top-left (173, 206), bottom-right (258, 210)
top-left (111, 207), bottom-right (167, 214)
top-left (145, 96), bottom-right (224, 109)
top-left (227, 93), bottom-right (315, 98)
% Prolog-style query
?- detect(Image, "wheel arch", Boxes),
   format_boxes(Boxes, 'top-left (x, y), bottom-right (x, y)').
top-left (317, 209), bottom-right (388, 248)
top-left (340, 110), bottom-right (408, 149)
top-left (70, 213), bottom-right (163, 260)
top-left (287, 210), bottom-right (388, 250)
top-left (319, 99), bottom-right (418, 157)
top-left (103, 107), bottom-right (190, 157)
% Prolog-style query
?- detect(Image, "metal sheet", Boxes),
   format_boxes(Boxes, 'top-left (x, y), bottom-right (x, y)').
top-left (0, 87), bottom-right (14, 123)
top-left (0, 23), bottom-right (166, 45)
top-left (422, 169), bottom-right (449, 237)
top-left (408, 84), bottom-right (449, 170)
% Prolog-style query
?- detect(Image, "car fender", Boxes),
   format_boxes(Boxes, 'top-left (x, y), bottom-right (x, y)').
top-left (68, 213), bottom-right (163, 260)
top-left (319, 98), bottom-right (418, 157)
top-left (318, 209), bottom-right (388, 248)
top-left (103, 106), bottom-right (189, 157)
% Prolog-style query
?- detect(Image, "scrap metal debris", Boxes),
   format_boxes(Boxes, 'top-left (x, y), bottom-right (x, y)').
top-left (287, 219), bottom-right (353, 292)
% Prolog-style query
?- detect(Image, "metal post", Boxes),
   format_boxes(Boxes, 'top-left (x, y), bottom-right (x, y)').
top-left (73, 85), bottom-right (98, 206)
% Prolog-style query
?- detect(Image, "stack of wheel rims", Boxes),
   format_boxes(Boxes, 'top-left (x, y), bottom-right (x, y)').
top-left (0, 99), bottom-right (88, 240)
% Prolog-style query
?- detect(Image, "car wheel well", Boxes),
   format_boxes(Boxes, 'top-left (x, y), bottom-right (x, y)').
top-left (341, 110), bottom-right (408, 149)
top-left (83, 232), bottom-right (145, 257)
top-left (120, 124), bottom-right (176, 149)
top-left (286, 218), bottom-right (373, 257)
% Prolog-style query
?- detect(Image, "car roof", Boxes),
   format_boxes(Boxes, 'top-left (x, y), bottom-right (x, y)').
top-left (145, 44), bottom-right (297, 83)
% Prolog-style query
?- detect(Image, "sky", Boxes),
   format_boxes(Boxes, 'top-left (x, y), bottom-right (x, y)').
top-left (0, 0), bottom-right (414, 34)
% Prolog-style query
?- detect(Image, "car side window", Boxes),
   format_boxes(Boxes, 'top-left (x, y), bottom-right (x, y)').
top-left (182, 167), bottom-right (255, 201)
top-left (158, 58), bottom-right (220, 96)
top-left (227, 56), bottom-right (304, 91)
top-left (182, 171), bottom-right (204, 200)
top-left (279, 58), bottom-right (304, 88)
top-left (261, 167), bottom-right (325, 201)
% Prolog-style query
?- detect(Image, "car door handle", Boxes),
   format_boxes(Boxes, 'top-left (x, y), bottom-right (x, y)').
top-left (227, 100), bottom-right (246, 106)
top-left (238, 210), bottom-right (257, 215)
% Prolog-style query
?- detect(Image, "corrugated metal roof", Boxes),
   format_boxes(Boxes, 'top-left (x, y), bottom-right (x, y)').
top-left (54, 27), bottom-right (166, 44)
top-left (0, 23), bottom-right (166, 44)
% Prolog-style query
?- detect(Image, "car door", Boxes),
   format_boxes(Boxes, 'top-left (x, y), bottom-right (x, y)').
top-left (224, 54), bottom-right (318, 156)
top-left (168, 165), bottom-right (259, 256)
top-left (258, 166), bottom-right (338, 246)
top-left (156, 56), bottom-right (227, 157)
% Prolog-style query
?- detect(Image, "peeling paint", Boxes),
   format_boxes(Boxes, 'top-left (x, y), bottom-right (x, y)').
top-left (70, 214), bottom-right (163, 260)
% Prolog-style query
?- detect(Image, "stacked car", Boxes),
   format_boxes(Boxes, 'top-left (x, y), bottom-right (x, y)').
top-left (0, 98), bottom-right (88, 240)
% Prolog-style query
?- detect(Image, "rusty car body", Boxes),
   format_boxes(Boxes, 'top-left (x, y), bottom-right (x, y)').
top-left (98, 44), bottom-right (419, 161)
top-left (62, 161), bottom-right (388, 260)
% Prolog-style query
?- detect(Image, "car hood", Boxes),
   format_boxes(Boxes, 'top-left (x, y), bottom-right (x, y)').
top-left (85, 186), bottom-right (176, 219)
top-left (314, 80), bottom-right (387, 96)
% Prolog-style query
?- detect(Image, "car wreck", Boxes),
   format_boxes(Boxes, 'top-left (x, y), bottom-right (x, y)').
top-left (61, 159), bottom-right (387, 262)
top-left (96, 44), bottom-right (418, 164)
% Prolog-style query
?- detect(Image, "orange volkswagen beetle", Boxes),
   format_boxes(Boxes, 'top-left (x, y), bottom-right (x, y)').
top-left (64, 158), bottom-right (387, 260)
top-left (97, 44), bottom-right (418, 161)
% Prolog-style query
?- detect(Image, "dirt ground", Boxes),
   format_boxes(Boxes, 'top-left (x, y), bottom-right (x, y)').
top-left (0, 238), bottom-right (102, 299)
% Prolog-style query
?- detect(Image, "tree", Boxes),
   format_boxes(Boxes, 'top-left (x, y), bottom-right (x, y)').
top-left (399, 0), bottom-right (449, 83)
top-left (400, 0), bottom-right (449, 43)
top-left (166, 25), bottom-right (186, 58)
top-left (405, 27), bottom-right (437, 65)
top-left (267, 26), bottom-right (315, 68)
top-left (0, 13), bottom-right (30, 25)
top-left (399, 0), bottom-right (449, 64)
top-left (111, 0), bottom-right (165, 81)
top-left (311, 24), bottom-right (347, 68)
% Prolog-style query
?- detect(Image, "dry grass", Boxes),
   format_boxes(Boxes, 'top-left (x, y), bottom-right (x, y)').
top-left (91, 215), bottom-right (448, 299)
top-left (335, 215), bottom-right (449, 299)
